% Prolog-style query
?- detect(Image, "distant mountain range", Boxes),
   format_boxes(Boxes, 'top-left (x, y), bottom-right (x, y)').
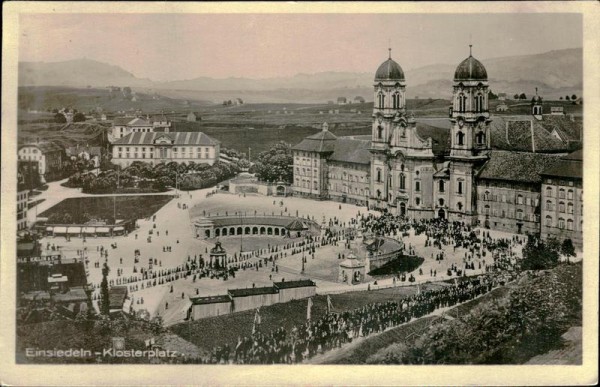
top-left (19, 48), bottom-right (582, 103)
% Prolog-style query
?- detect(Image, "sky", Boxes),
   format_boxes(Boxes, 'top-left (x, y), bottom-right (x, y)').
top-left (19, 13), bottom-right (582, 81)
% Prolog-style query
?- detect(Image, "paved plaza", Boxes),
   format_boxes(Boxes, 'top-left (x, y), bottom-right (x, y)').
top-left (33, 180), bottom-right (579, 327)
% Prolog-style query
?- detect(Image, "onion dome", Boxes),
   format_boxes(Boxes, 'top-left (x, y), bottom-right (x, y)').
top-left (375, 48), bottom-right (405, 81)
top-left (454, 45), bottom-right (487, 81)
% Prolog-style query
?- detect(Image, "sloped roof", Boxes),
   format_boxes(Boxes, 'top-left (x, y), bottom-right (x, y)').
top-left (292, 130), bottom-right (337, 153)
top-left (112, 132), bottom-right (220, 146)
top-left (489, 116), bottom-right (568, 153)
top-left (113, 117), bottom-right (136, 126)
top-left (329, 138), bottom-right (371, 165)
top-left (564, 149), bottom-right (583, 161)
top-left (190, 294), bottom-right (231, 305)
top-left (541, 115), bottom-right (582, 142)
top-left (273, 279), bottom-right (316, 289)
top-left (108, 286), bottom-right (128, 309)
top-left (286, 219), bottom-right (306, 231)
top-left (19, 142), bottom-right (63, 153)
top-left (540, 159), bottom-right (582, 179)
top-left (478, 151), bottom-right (562, 183)
top-left (541, 150), bottom-right (583, 179)
top-left (128, 117), bottom-right (151, 126)
top-left (415, 123), bottom-right (450, 156)
top-left (152, 114), bottom-right (168, 122)
top-left (66, 146), bottom-right (102, 156)
top-left (228, 286), bottom-right (278, 297)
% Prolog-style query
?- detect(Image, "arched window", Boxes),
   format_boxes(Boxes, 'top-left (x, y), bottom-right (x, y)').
top-left (376, 168), bottom-right (382, 183)
top-left (558, 218), bottom-right (565, 229)
top-left (546, 215), bottom-right (552, 227)
top-left (457, 181), bottom-right (463, 195)
top-left (399, 173), bottom-right (406, 190)
top-left (438, 198), bottom-right (445, 207)
top-left (378, 93), bottom-right (385, 109)
top-left (545, 186), bottom-right (553, 197)
top-left (456, 131), bottom-right (465, 145)
top-left (439, 180), bottom-right (445, 192)
top-left (415, 197), bottom-right (421, 206)
top-left (476, 131), bottom-right (485, 145)
top-left (546, 200), bottom-right (553, 211)
top-left (457, 202), bottom-right (463, 211)
top-left (484, 205), bottom-right (490, 215)
top-left (313, 181), bottom-right (318, 190)
top-left (484, 190), bottom-right (490, 201)
top-left (567, 189), bottom-right (573, 200)
top-left (415, 181), bottom-right (421, 192)
top-left (516, 209), bottom-right (523, 220)
top-left (567, 219), bottom-right (573, 230)
top-left (517, 195), bottom-right (523, 205)
top-left (475, 93), bottom-right (484, 112)
top-left (559, 188), bottom-right (565, 199)
top-left (388, 175), bottom-right (393, 189)
top-left (393, 92), bottom-right (401, 109)
top-left (377, 125), bottom-right (383, 139)
top-left (458, 94), bottom-right (466, 112)
top-left (376, 189), bottom-right (381, 198)
top-left (559, 201), bottom-right (565, 213)
top-left (567, 202), bottom-right (574, 214)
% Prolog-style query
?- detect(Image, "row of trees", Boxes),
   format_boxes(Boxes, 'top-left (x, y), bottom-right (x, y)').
top-left (66, 159), bottom-right (241, 194)
top-left (370, 263), bottom-right (581, 364)
top-left (512, 93), bottom-right (578, 101)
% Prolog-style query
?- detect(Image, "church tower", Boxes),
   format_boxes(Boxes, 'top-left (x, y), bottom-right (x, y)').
top-left (369, 48), bottom-right (406, 206)
top-left (449, 45), bottom-right (491, 158)
top-left (446, 45), bottom-right (491, 223)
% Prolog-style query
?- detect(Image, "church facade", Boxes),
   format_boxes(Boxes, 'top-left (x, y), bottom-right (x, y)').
top-left (292, 48), bottom-right (583, 246)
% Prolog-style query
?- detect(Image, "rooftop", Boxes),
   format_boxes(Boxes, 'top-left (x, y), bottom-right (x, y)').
top-left (112, 131), bottom-right (220, 146)
top-left (478, 151), bottom-right (563, 184)
top-left (228, 286), bottom-right (278, 297)
top-left (273, 279), bottom-right (316, 289)
top-left (190, 294), bottom-right (231, 305)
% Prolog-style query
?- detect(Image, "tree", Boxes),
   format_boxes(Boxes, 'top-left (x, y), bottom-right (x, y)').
top-left (251, 141), bottom-right (293, 183)
top-left (571, 94), bottom-right (577, 101)
top-left (54, 113), bottom-right (67, 123)
top-left (565, 95), bottom-right (570, 101)
top-left (561, 239), bottom-right (576, 258)
top-left (73, 112), bottom-right (86, 122)
top-left (488, 90), bottom-right (498, 100)
top-left (559, 96), bottom-right (563, 100)
top-left (100, 263), bottom-right (111, 316)
top-left (521, 236), bottom-right (560, 270)
top-left (513, 94), bottom-right (519, 100)
top-left (123, 87), bottom-right (132, 98)
top-left (519, 93), bottom-right (527, 100)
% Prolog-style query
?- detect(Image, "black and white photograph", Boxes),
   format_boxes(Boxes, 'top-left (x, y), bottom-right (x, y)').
top-left (1, 2), bottom-right (598, 386)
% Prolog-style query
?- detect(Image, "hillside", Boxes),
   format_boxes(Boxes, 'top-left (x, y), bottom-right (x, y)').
top-left (17, 48), bottom-right (582, 103)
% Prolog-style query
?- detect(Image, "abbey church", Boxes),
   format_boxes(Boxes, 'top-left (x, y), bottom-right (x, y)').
top-left (292, 47), bottom-right (583, 247)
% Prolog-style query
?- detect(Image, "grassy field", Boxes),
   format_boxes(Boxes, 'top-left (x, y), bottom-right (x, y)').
top-left (18, 121), bottom-right (110, 149)
top-left (39, 195), bottom-right (174, 224)
top-left (18, 86), bottom-right (211, 114)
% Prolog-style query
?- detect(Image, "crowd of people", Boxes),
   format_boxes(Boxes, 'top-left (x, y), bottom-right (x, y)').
top-left (185, 271), bottom-right (518, 364)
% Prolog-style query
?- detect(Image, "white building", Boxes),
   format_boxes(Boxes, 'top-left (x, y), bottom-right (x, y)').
top-left (111, 132), bottom-right (220, 168)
